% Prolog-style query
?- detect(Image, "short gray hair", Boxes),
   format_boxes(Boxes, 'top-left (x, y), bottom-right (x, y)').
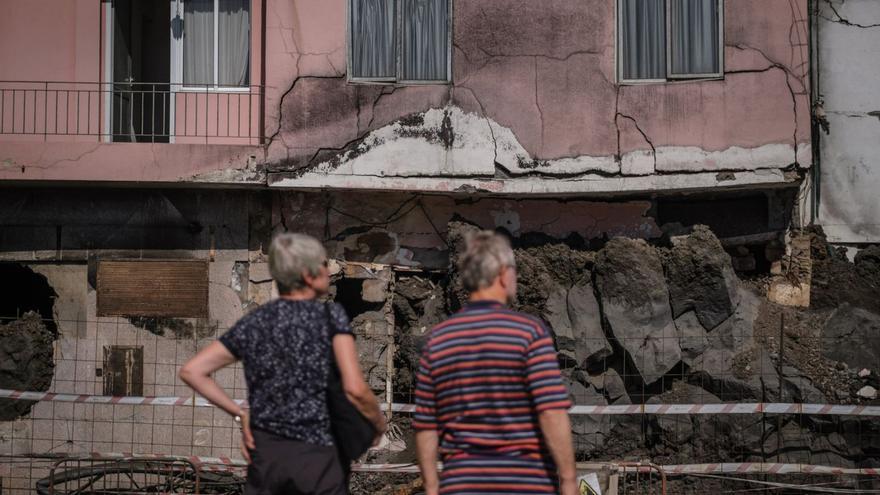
top-left (269, 233), bottom-right (327, 294)
top-left (458, 230), bottom-right (516, 292)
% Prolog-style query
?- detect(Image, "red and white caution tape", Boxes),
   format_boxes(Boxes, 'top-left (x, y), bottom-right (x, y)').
top-left (9, 453), bottom-right (880, 477)
top-left (3, 389), bottom-right (879, 417)
top-left (657, 463), bottom-right (880, 477)
top-left (0, 388), bottom-right (246, 408)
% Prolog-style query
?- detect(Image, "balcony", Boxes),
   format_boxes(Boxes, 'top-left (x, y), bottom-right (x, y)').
top-left (0, 81), bottom-right (264, 145)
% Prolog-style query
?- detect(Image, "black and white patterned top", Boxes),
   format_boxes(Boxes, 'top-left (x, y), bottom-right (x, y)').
top-left (219, 299), bottom-right (352, 446)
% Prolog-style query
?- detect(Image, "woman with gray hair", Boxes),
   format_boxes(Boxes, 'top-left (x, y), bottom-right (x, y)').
top-left (180, 233), bottom-right (386, 494)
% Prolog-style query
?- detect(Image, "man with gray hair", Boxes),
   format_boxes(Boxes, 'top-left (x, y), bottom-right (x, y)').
top-left (414, 230), bottom-right (577, 495)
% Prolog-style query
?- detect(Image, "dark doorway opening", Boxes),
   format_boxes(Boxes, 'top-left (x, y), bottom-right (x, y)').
top-left (112, 0), bottom-right (171, 142)
top-left (0, 263), bottom-right (58, 335)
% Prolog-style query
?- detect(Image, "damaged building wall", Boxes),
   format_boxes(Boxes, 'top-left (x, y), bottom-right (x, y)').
top-left (815, 0), bottom-right (880, 243)
top-left (2, 0), bottom-right (810, 193)
top-left (275, 188), bottom-right (796, 272)
top-left (265, 0), bottom-right (811, 194)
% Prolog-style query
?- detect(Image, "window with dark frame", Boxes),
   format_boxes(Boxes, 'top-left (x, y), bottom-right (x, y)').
top-left (348, 0), bottom-right (451, 83)
top-left (619, 0), bottom-right (723, 82)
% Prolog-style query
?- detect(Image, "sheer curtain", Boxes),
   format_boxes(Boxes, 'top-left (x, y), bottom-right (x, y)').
top-left (219, 0), bottom-right (250, 86)
top-left (351, 0), bottom-right (395, 78)
top-left (401, 0), bottom-right (448, 81)
top-left (184, 0), bottom-right (214, 86)
top-left (620, 0), bottom-right (666, 80)
top-left (670, 0), bottom-right (719, 75)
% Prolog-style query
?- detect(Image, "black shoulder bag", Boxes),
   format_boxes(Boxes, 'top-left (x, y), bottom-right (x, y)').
top-left (325, 303), bottom-right (377, 463)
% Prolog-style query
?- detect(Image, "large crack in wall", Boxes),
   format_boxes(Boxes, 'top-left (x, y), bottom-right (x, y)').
top-left (259, 0), bottom-right (812, 192)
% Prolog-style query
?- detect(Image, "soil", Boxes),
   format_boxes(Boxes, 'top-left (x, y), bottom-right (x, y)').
top-left (809, 227), bottom-right (880, 313)
top-left (0, 312), bottom-right (56, 420)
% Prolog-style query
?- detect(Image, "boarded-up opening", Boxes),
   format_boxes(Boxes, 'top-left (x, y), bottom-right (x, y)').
top-left (96, 260), bottom-right (209, 318)
top-left (103, 346), bottom-right (144, 396)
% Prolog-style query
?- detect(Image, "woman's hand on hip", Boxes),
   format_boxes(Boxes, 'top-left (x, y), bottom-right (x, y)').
top-left (239, 410), bottom-right (255, 464)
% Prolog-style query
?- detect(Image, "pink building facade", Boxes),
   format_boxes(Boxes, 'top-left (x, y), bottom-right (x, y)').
top-left (0, 0), bottom-right (810, 192)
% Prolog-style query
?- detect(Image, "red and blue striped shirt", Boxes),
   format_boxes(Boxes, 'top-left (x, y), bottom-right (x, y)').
top-left (414, 300), bottom-right (572, 494)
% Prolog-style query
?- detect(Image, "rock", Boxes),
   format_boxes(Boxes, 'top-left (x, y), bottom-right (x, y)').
top-left (585, 369), bottom-right (628, 403)
top-left (0, 313), bottom-right (56, 420)
top-left (650, 383), bottom-right (722, 445)
top-left (445, 221), bottom-right (482, 311)
top-left (544, 282), bottom-right (576, 354)
top-left (569, 281), bottom-right (612, 369)
top-left (566, 379), bottom-right (611, 456)
top-left (706, 288), bottom-right (760, 352)
top-left (595, 238), bottom-right (682, 385)
top-left (822, 304), bottom-right (880, 371)
top-left (779, 367), bottom-right (827, 403)
top-left (690, 347), bottom-right (775, 401)
top-left (543, 279), bottom-right (612, 370)
top-left (663, 225), bottom-right (741, 330)
top-left (854, 245), bottom-right (880, 275)
top-left (860, 369), bottom-right (872, 378)
top-left (674, 311), bottom-right (709, 366)
top-left (351, 311), bottom-right (391, 391)
top-left (859, 386), bottom-right (878, 400)
top-left (361, 278), bottom-right (389, 303)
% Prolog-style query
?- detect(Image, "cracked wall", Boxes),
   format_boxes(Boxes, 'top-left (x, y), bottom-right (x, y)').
top-left (0, 0), bottom-right (811, 191)
top-left (264, 0), bottom-right (812, 194)
top-left (815, 0), bottom-right (880, 243)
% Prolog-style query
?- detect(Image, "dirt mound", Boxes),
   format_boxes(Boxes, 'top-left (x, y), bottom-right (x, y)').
top-left (0, 312), bottom-right (56, 420)
top-left (809, 227), bottom-right (880, 312)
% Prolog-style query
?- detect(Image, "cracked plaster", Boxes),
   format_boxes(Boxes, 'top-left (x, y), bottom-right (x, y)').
top-left (265, 0), bottom-right (811, 194)
top-left (0, 0), bottom-right (812, 191)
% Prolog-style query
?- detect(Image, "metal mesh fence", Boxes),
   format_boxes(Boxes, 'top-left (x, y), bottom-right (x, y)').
top-left (1, 305), bottom-right (879, 494)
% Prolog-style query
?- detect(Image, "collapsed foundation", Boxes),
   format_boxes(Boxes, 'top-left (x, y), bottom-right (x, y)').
top-left (1, 187), bottom-right (879, 493)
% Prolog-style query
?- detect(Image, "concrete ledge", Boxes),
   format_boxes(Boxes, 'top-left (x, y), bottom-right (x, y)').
top-left (268, 168), bottom-right (797, 197)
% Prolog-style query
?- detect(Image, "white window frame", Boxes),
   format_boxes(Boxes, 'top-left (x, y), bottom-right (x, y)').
top-left (175, 0), bottom-right (252, 93)
top-left (346, 0), bottom-right (453, 85)
top-left (616, 0), bottom-right (724, 85)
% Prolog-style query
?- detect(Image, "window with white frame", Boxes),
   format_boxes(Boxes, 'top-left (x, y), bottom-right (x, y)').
top-left (348, 0), bottom-right (451, 83)
top-left (183, 0), bottom-right (251, 87)
top-left (618, 0), bottom-right (723, 82)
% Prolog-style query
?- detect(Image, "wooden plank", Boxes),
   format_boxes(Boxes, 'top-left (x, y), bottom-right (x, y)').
top-left (97, 260), bottom-right (209, 318)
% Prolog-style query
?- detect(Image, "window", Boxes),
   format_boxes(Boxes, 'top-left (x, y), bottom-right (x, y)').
top-left (183, 0), bottom-right (251, 87)
top-left (348, 0), bottom-right (451, 83)
top-left (618, 0), bottom-right (723, 82)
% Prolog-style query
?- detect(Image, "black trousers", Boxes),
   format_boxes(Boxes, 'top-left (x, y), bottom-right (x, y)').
top-left (245, 429), bottom-right (347, 495)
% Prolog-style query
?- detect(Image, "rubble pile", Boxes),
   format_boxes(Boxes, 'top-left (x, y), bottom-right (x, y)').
top-left (428, 223), bottom-right (880, 468)
top-left (0, 312), bottom-right (55, 420)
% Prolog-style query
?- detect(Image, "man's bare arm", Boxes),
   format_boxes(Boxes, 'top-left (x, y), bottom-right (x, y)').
top-left (538, 409), bottom-right (577, 495)
top-left (416, 430), bottom-right (440, 495)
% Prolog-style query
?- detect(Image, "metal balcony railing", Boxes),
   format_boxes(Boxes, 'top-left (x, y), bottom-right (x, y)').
top-left (0, 81), bottom-right (264, 144)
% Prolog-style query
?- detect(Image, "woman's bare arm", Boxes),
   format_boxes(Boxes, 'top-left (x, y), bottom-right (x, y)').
top-left (333, 334), bottom-right (387, 435)
top-left (179, 341), bottom-right (255, 461)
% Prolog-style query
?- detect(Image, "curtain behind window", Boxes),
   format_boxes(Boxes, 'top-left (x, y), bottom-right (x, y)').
top-left (401, 0), bottom-right (448, 81)
top-left (670, 0), bottom-right (719, 75)
top-left (184, 0), bottom-right (214, 85)
top-left (621, 0), bottom-right (666, 80)
top-left (351, 0), bottom-right (395, 78)
top-left (219, 0), bottom-right (250, 86)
